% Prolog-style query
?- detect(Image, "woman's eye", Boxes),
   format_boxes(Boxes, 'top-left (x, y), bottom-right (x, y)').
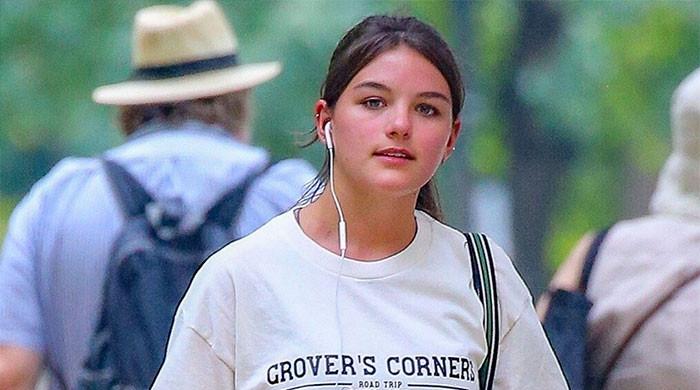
top-left (416, 103), bottom-right (438, 117)
top-left (362, 98), bottom-right (385, 109)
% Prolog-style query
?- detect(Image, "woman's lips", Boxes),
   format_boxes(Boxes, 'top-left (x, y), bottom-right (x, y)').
top-left (374, 147), bottom-right (415, 160)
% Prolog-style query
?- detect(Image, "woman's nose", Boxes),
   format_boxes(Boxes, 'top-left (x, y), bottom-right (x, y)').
top-left (386, 108), bottom-right (411, 140)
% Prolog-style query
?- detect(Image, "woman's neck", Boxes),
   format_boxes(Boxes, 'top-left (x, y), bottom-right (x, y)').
top-left (298, 189), bottom-right (418, 261)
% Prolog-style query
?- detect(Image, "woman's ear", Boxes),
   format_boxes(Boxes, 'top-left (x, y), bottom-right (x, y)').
top-left (442, 119), bottom-right (462, 162)
top-left (314, 100), bottom-right (332, 141)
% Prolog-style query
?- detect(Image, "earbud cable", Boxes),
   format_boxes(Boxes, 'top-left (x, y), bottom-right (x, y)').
top-left (327, 145), bottom-right (347, 257)
top-left (328, 145), bottom-right (348, 389)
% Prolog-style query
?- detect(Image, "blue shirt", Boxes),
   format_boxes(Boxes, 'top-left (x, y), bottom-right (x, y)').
top-left (0, 120), bottom-right (316, 389)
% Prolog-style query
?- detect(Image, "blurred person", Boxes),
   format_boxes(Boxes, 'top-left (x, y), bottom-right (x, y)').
top-left (153, 14), bottom-right (567, 390)
top-left (538, 66), bottom-right (700, 389)
top-left (0, 1), bottom-right (314, 389)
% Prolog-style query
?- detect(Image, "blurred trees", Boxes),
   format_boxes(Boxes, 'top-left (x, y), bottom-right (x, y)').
top-left (496, 1), bottom-right (573, 294)
top-left (468, 0), bottom-right (698, 293)
top-left (1, 0), bottom-right (698, 293)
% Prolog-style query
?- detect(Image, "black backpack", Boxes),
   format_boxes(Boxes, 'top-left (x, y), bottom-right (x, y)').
top-left (542, 228), bottom-right (609, 390)
top-left (544, 226), bottom-right (700, 389)
top-left (78, 159), bottom-right (270, 389)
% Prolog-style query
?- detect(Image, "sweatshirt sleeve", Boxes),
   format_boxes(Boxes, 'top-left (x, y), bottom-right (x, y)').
top-left (152, 321), bottom-right (233, 389)
top-left (487, 240), bottom-right (569, 389)
top-left (153, 253), bottom-right (237, 389)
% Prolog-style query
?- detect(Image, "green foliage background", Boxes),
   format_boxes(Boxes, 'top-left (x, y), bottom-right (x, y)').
top-left (1, 1), bottom-right (698, 281)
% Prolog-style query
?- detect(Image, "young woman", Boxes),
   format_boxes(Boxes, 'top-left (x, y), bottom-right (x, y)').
top-left (153, 15), bottom-right (567, 390)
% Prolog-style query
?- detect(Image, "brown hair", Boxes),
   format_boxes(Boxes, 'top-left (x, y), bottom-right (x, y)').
top-left (302, 15), bottom-right (464, 221)
top-left (117, 90), bottom-right (251, 138)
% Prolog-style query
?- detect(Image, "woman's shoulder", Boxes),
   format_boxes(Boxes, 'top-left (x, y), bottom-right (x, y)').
top-left (419, 212), bottom-right (533, 325)
top-left (180, 211), bottom-right (295, 314)
top-left (202, 210), bottom-right (296, 272)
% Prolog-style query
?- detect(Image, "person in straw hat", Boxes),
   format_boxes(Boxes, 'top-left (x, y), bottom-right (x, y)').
top-left (538, 66), bottom-right (700, 389)
top-left (0, 1), bottom-right (314, 389)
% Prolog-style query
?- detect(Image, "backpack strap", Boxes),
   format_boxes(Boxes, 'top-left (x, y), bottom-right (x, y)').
top-left (578, 227), bottom-right (611, 293)
top-left (580, 224), bottom-right (700, 388)
top-left (102, 159), bottom-right (153, 217)
top-left (206, 161), bottom-right (275, 229)
top-left (464, 232), bottom-right (499, 390)
top-left (596, 267), bottom-right (700, 388)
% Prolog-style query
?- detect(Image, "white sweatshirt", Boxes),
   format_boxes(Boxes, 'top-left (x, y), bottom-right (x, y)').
top-left (153, 209), bottom-right (567, 390)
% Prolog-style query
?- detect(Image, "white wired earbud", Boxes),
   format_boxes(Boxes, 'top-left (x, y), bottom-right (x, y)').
top-left (324, 121), bottom-right (349, 389)
top-left (324, 121), bottom-right (334, 151)
top-left (324, 121), bottom-right (347, 257)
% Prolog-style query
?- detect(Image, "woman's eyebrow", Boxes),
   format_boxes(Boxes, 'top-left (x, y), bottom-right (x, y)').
top-left (353, 81), bottom-right (390, 91)
top-left (419, 91), bottom-right (450, 103)
top-left (353, 81), bottom-right (449, 103)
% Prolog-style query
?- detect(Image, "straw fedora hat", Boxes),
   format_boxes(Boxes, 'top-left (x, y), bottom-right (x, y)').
top-left (92, 0), bottom-right (281, 105)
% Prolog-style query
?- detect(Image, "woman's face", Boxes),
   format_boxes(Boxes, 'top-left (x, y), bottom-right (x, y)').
top-left (318, 44), bottom-right (460, 200)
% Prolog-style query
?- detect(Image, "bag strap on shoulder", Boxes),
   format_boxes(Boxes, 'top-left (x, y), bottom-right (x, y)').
top-left (464, 232), bottom-right (499, 390)
top-left (206, 160), bottom-right (275, 228)
top-left (596, 267), bottom-right (700, 388)
top-left (579, 227), bottom-right (611, 293)
top-left (101, 159), bottom-right (153, 217)
top-left (582, 224), bottom-right (700, 388)
top-left (102, 158), bottom-right (275, 226)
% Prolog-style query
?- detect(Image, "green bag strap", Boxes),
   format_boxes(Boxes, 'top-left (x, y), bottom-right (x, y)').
top-left (464, 232), bottom-right (500, 390)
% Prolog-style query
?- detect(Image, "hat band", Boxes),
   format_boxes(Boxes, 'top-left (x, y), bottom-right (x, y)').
top-left (131, 54), bottom-right (239, 80)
